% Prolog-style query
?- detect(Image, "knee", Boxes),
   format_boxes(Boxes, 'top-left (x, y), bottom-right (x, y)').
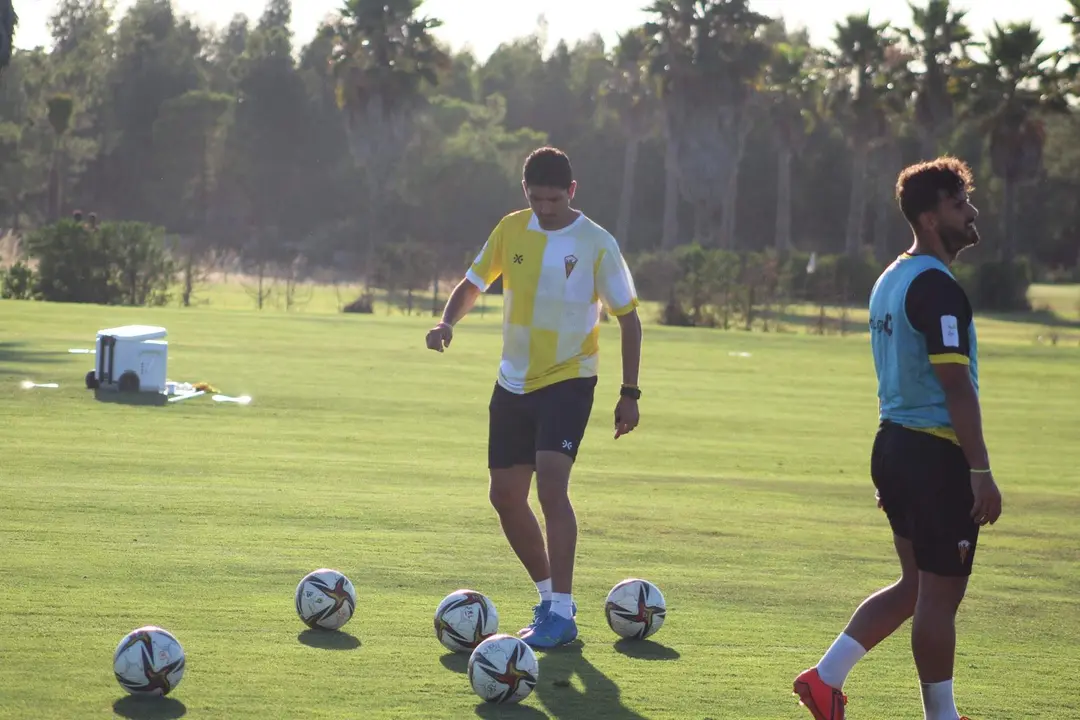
top-left (897, 576), bottom-right (919, 618)
top-left (489, 483), bottom-right (527, 515)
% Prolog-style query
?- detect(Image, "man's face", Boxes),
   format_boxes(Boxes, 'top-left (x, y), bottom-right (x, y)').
top-left (523, 182), bottom-right (575, 228)
top-left (931, 188), bottom-right (980, 256)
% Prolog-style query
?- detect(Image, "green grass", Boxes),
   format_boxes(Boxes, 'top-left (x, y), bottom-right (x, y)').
top-left (0, 287), bottom-right (1077, 719)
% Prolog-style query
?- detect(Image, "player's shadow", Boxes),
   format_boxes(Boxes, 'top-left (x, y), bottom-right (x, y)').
top-left (440, 652), bottom-right (469, 674)
top-left (296, 629), bottom-right (361, 650)
top-left (533, 645), bottom-right (648, 720)
top-left (112, 695), bottom-right (187, 719)
top-left (613, 638), bottom-right (680, 661)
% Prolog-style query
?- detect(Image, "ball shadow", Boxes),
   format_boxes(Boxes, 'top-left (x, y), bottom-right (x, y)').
top-left (296, 629), bottom-right (361, 650)
top-left (613, 638), bottom-right (680, 661)
top-left (112, 695), bottom-right (187, 719)
top-left (439, 652), bottom-right (469, 674)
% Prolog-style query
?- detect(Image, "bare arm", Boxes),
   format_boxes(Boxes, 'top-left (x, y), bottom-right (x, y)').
top-left (934, 364), bottom-right (990, 470)
top-left (615, 309), bottom-right (642, 387)
top-left (439, 278), bottom-right (483, 327)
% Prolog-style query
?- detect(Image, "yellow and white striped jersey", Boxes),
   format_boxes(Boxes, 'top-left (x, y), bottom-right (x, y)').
top-left (466, 209), bottom-right (639, 394)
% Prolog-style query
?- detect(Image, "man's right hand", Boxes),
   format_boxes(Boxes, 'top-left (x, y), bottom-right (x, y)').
top-left (426, 322), bottom-right (454, 352)
top-left (970, 470), bottom-right (1002, 526)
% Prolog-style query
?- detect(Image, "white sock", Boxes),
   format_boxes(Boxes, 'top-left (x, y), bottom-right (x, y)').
top-left (535, 579), bottom-right (552, 604)
top-left (816, 633), bottom-right (868, 689)
top-left (549, 592), bottom-right (574, 619)
top-left (921, 679), bottom-right (959, 720)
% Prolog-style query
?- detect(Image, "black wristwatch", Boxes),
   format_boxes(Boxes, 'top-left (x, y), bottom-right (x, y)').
top-left (620, 384), bottom-right (641, 400)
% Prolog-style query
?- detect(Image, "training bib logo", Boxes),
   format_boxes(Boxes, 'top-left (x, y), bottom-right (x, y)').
top-left (940, 315), bottom-right (959, 347)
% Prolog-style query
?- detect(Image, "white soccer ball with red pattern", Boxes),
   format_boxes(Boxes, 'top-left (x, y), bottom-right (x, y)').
top-left (112, 626), bottom-right (186, 696)
top-left (468, 634), bottom-right (539, 704)
top-left (295, 568), bottom-right (357, 630)
top-left (604, 578), bottom-right (667, 640)
top-left (433, 589), bottom-right (499, 652)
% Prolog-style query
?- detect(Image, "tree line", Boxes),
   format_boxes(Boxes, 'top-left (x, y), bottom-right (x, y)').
top-left (2, 0), bottom-right (1080, 317)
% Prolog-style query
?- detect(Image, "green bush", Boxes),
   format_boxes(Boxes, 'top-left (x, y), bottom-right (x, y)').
top-left (1, 261), bottom-right (37, 299)
top-left (23, 219), bottom-right (175, 306)
top-left (631, 247), bottom-right (1034, 328)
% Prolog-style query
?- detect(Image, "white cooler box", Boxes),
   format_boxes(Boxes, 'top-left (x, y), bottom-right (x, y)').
top-left (86, 325), bottom-right (168, 394)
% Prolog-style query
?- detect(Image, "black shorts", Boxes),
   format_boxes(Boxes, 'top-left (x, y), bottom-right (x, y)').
top-left (871, 421), bottom-right (980, 577)
top-left (488, 376), bottom-right (597, 469)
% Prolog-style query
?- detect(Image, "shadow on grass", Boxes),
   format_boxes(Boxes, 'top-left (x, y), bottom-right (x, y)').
top-left (613, 638), bottom-right (680, 661)
top-left (296, 629), bottom-right (361, 650)
top-left (112, 695), bottom-right (186, 719)
top-left (0, 341), bottom-right (66, 373)
top-left (532, 643), bottom-right (647, 720)
top-left (440, 652), bottom-right (469, 674)
top-left (474, 702), bottom-right (549, 719)
top-left (93, 389), bottom-right (169, 407)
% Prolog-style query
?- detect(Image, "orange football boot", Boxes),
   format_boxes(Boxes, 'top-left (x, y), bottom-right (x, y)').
top-left (793, 667), bottom-right (847, 720)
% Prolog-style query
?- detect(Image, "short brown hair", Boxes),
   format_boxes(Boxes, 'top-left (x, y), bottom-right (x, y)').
top-left (895, 156), bottom-right (975, 226)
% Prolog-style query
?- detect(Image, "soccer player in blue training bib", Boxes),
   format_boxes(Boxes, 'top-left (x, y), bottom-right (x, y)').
top-left (794, 157), bottom-right (1003, 720)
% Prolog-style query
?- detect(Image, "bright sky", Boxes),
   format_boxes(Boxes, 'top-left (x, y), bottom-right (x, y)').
top-left (15, 0), bottom-right (1075, 58)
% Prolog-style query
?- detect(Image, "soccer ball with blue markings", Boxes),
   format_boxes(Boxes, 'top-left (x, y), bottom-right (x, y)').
top-left (112, 626), bottom-right (186, 696)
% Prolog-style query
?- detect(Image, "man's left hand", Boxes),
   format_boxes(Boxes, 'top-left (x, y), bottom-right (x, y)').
top-left (614, 397), bottom-right (639, 439)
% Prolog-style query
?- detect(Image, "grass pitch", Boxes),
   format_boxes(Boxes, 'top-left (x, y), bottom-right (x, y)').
top-left (0, 288), bottom-right (1077, 719)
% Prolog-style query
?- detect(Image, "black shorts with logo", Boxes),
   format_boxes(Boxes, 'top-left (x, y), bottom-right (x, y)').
top-left (488, 376), bottom-right (597, 469)
top-left (870, 420), bottom-right (980, 577)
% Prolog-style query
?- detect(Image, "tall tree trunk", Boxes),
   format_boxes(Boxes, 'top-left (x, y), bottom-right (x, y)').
top-left (1001, 175), bottom-right (1016, 263)
top-left (615, 137), bottom-right (639, 247)
top-left (845, 145), bottom-right (870, 256)
top-left (775, 144), bottom-right (793, 251)
top-left (719, 168), bottom-right (739, 250)
top-left (873, 143), bottom-right (899, 261)
top-left (661, 136), bottom-right (679, 249)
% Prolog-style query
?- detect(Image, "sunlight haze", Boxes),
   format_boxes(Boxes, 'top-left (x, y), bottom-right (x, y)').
top-left (15, 0), bottom-right (1074, 58)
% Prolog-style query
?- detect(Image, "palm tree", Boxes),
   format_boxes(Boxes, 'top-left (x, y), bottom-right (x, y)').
top-left (645, 0), bottom-right (772, 249)
top-left (900, 0), bottom-right (975, 160)
top-left (0, 2), bottom-right (16, 75)
top-left (601, 27), bottom-right (655, 249)
top-left (827, 13), bottom-right (906, 256)
top-left (762, 31), bottom-right (820, 251)
top-left (970, 22), bottom-right (1068, 262)
top-left (330, 0), bottom-right (449, 284)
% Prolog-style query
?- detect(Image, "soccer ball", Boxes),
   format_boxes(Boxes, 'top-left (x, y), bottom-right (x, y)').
top-left (604, 578), bottom-right (667, 640)
top-left (467, 634), bottom-right (539, 704)
top-left (112, 626), bottom-right (186, 696)
top-left (434, 589), bottom-right (499, 653)
top-left (295, 568), bottom-right (357, 630)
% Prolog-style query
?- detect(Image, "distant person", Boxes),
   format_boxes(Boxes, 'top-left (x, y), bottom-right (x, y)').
top-left (88, 212), bottom-right (98, 230)
top-left (793, 156), bottom-right (1002, 720)
top-left (425, 146), bottom-right (643, 649)
top-left (72, 210), bottom-right (83, 223)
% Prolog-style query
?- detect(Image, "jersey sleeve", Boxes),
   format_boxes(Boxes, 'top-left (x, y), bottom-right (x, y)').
top-left (465, 223), bottom-right (504, 292)
top-left (905, 269), bottom-right (972, 365)
top-left (595, 234), bottom-right (639, 316)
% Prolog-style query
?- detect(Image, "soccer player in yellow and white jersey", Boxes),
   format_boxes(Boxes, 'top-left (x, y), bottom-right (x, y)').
top-left (425, 146), bottom-right (643, 649)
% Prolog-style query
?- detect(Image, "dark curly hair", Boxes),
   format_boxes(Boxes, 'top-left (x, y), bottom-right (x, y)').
top-left (895, 156), bottom-right (975, 227)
